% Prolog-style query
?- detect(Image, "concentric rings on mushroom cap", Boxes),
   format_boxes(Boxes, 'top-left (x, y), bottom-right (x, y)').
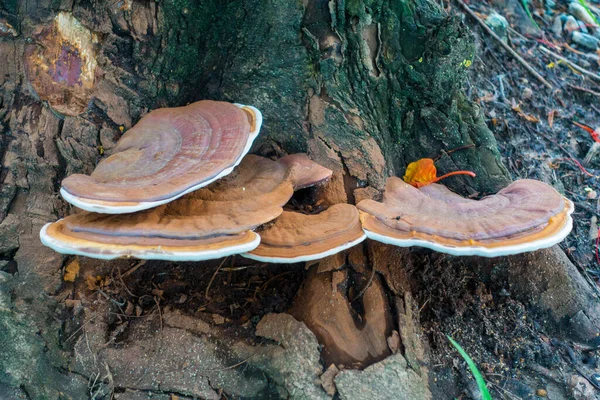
top-left (357, 178), bottom-right (574, 257)
top-left (40, 221), bottom-right (261, 262)
top-left (243, 204), bottom-right (367, 263)
top-left (41, 154), bottom-right (334, 261)
top-left (60, 100), bottom-right (263, 214)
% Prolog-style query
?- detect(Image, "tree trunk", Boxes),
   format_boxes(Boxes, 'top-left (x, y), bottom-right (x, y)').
top-left (1, 0), bottom-right (598, 398)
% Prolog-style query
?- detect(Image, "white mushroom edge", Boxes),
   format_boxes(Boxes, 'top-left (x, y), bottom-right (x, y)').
top-left (362, 198), bottom-right (575, 258)
top-left (59, 104), bottom-right (263, 214)
top-left (39, 222), bottom-right (261, 262)
top-left (241, 232), bottom-right (367, 263)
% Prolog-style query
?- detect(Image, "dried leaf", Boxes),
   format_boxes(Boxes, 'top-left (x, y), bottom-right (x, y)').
top-left (510, 98), bottom-right (521, 112)
top-left (548, 110), bottom-right (555, 128)
top-left (511, 100), bottom-right (539, 123)
top-left (86, 275), bottom-right (101, 291)
top-left (519, 113), bottom-right (540, 123)
top-left (63, 258), bottom-right (80, 282)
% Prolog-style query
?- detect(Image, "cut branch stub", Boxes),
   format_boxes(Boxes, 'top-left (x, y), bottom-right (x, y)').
top-left (40, 154), bottom-right (333, 261)
top-left (25, 12), bottom-right (100, 116)
top-left (243, 204), bottom-right (366, 263)
top-left (60, 100), bottom-right (263, 214)
top-left (357, 178), bottom-right (574, 257)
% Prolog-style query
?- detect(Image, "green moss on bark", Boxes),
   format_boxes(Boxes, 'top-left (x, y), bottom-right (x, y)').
top-left (140, 0), bottom-right (510, 192)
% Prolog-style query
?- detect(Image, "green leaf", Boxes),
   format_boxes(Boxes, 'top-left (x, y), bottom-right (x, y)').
top-left (521, 0), bottom-right (541, 30)
top-left (447, 336), bottom-right (493, 400)
top-left (578, 0), bottom-right (599, 26)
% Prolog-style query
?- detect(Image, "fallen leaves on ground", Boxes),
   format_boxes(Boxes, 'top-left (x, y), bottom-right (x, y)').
top-left (511, 99), bottom-right (540, 123)
top-left (63, 258), bottom-right (80, 282)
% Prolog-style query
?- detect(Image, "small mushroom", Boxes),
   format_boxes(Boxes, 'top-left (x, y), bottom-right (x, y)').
top-left (357, 178), bottom-right (574, 257)
top-left (277, 153), bottom-right (335, 189)
top-left (243, 204), bottom-right (366, 263)
top-left (40, 154), bottom-right (333, 261)
top-left (60, 100), bottom-right (263, 214)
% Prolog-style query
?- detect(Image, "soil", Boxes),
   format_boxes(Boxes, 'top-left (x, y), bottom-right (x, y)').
top-left (422, 0), bottom-right (600, 398)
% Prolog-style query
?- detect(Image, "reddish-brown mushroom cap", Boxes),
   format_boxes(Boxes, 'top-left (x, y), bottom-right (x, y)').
top-left (243, 204), bottom-right (366, 263)
top-left (277, 154), bottom-right (333, 189)
top-left (357, 178), bottom-right (574, 257)
top-left (41, 154), bottom-right (333, 261)
top-left (60, 100), bottom-right (262, 214)
top-left (40, 220), bottom-right (260, 261)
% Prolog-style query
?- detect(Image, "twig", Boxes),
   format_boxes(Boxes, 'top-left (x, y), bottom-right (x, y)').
top-left (205, 257), bottom-right (229, 300)
top-left (490, 382), bottom-right (521, 400)
top-left (455, 0), bottom-right (553, 89)
top-left (351, 266), bottom-right (377, 303)
top-left (539, 46), bottom-right (600, 83)
top-left (418, 297), bottom-right (431, 313)
top-left (260, 271), bottom-right (294, 292)
top-left (569, 84), bottom-right (600, 97)
top-left (154, 296), bottom-right (163, 332)
top-left (221, 263), bottom-right (267, 272)
top-left (121, 260), bottom-right (145, 278)
top-left (97, 289), bottom-right (126, 307)
top-left (117, 266), bottom-right (136, 298)
top-left (554, 158), bottom-right (594, 177)
top-left (527, 363), bottom-right (563, 384)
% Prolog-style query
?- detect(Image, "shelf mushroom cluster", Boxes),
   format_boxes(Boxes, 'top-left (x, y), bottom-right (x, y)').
top-left (40, 100), bottom-right (367, 262)
top-left (40, 100), bottom-right (575, 263)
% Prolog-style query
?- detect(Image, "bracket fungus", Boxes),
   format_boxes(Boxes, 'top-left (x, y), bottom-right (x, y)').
top-left (243, 204), bottom-right (366, 263)
top-left (39, 222), bottom-right (260, 261)
top-left (60, 100), bottom-right (263, 214)
top-left (357, 178), bottom-right (574, 257)
top-left (41, 154), bottom-right (333, 261)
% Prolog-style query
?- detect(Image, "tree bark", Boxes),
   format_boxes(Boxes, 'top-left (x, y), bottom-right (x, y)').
top-left (1, 0), bottom-right (597, 398)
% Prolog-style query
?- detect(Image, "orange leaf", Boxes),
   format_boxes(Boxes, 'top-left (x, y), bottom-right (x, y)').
top-left (403, 158), bottom-right (476, 188)
top-left (63, 258), bottom-right (80, 282)
top-left (403, 158), bottom-right (438, 187)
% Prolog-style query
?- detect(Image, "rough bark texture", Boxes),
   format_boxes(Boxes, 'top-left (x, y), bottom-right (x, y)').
top-left (1, 0), bottom-right (598, 398)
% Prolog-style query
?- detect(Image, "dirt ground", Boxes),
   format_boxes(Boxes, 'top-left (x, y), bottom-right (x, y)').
top-left (42, 1), bottom-right (600, 399)
top-left (424, 0), bottom-right (600, 398)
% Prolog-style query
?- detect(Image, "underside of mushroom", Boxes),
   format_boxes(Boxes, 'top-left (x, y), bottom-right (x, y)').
top-left (243, 204), bottom-right (366, 263)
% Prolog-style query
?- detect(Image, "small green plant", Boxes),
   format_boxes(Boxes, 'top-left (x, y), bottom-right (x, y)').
top-left (447, 335), bottom-right (492, 400)
top-left (521, 0), bottom-right (541, 30)
top-left (578, 0), bottom-right (599, 26)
